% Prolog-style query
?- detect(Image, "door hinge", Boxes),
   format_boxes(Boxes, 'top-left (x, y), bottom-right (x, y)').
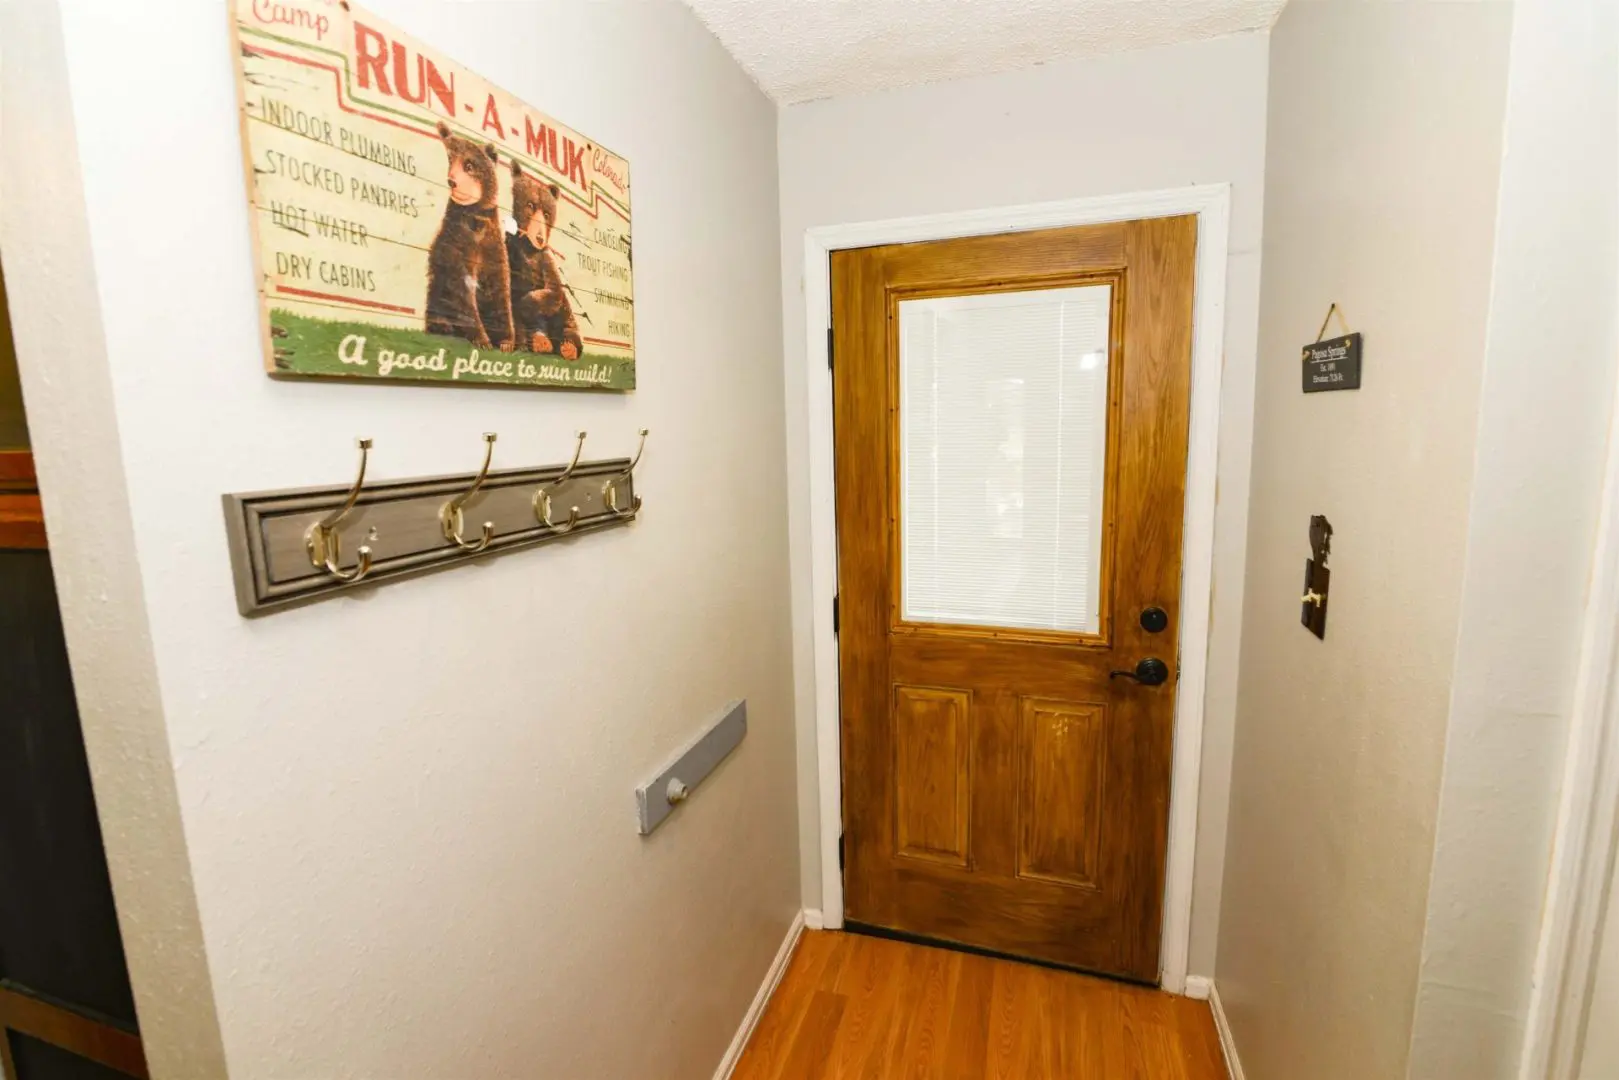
top-left (832, 594), bottom-right (840, 635)
top-left (838, 832), bottom-right (845, 872)
top-left (827, 325), bottom-right (834, 372)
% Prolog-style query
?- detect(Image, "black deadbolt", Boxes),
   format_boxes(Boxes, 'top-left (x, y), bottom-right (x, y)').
top-left (1140, 606), bottom-right (1169, 634)
top-left (1110, 657), bottom-right (1171, 687)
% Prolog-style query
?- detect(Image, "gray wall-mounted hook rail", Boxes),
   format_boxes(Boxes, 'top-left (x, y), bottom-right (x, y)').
top-left (222, 445), bottom-right (641, 617)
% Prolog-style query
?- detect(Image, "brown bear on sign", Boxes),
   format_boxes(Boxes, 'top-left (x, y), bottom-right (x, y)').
top-left (507, 161), bottom-right (583, 360)
top-left (425, 122), bottom-right (514, 351)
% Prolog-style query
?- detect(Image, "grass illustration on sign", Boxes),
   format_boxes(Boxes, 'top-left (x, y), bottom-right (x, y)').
top-left (232, 0), bottom-right (635, 390)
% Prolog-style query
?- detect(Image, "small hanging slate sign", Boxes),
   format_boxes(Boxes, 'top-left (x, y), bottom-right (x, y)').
top-left (1302, 333), bottom-right (1363, 392)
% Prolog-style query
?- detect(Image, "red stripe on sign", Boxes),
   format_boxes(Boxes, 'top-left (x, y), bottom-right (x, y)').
top-left (276, 285), bottom-right (417, 314)
top-left (582, 336), bottom-right (631, 348)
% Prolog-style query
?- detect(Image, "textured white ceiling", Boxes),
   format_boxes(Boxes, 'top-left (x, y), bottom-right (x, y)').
top-left (683, 0), bottom-right (1287, 104)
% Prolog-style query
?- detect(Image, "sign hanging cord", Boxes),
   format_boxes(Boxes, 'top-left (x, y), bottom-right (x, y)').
top-left (1316, 302), bottom-right (1352, 342)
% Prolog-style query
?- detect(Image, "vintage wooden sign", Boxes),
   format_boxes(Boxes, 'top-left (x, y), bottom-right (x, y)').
top-left (231, 1), bottom-right (634, 389)
top-left (1302, 332), bottom-right (1362, 392)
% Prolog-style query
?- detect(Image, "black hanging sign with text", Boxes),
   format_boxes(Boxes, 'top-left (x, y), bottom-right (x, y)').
top-left (1302, 333), bottom-right (1363, 393)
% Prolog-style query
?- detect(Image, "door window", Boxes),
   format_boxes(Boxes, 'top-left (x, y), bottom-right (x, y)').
top-left (898, 284), bottom-right (1112, 635)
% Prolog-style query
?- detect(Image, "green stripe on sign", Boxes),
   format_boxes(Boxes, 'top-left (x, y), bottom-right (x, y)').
top-left (268, 311), bottom-right (634, 391)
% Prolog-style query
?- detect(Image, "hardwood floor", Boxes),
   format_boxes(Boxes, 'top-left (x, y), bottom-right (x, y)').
top-left (731, 931), bottom-right (1227, 1080)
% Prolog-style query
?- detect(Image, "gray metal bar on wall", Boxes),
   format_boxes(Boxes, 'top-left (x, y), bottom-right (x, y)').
top-left (636, 700), bottom-right (747, 835)
top-left (222, 429), bottom-right (646, 616)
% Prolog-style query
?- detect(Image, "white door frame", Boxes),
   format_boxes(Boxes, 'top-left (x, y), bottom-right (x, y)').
top-left (1518, 369), bottom-right (1619, 1079)
top-left (802, 184), bottom-right (1232, 993)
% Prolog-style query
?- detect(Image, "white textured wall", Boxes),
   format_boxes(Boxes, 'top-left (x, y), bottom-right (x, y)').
top-left (6, 2), bottom-right (799, 1077)
top-left (775, 31), bottom-right (1270, 977)
top-left (1216, 4), bottom-right (1513, 1080)
top-left (1409, 3), bottom-right (1619, 1077)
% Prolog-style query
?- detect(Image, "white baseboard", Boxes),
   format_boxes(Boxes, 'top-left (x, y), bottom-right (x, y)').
top-left (712, 909), bottom-right (807, 1080)
top-left (803, 908), bottom-right (825, 930)
top-left (1182, 974), bottom-right (1212, 1000)
top-left (1207, 981), bottom-right (1246, 1080)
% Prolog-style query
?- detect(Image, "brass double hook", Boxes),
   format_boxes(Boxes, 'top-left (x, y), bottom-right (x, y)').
top-left (534, 430), bottom-right (586, 534)
top-left (604, 428), bottom-right (648, 519)
top-left (306, 438), bottom-right (375, 583)
top-left (440, 433), bottom-right (497, 553)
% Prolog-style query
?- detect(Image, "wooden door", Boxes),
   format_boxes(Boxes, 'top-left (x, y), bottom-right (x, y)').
top-left (832, 217), bottom-right (1196, 982)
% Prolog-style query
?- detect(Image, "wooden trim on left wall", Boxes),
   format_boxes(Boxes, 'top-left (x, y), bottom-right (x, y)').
top-left (0, 451), bottom-right (45, 550)
top-left (0, 984), bottom-right (148, 1079)
top-left (0, 450), bottom-right (35, 487)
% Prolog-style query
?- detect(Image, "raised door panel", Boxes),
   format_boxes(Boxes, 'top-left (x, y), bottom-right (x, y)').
top-left (892, 686), bottom-right (971, 867)
top-left (1017, 699), bottom-right (1107, 890)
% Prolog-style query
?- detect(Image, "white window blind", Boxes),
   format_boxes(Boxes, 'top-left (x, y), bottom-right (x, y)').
top-left (898, 285), bottom-right (1112, 635)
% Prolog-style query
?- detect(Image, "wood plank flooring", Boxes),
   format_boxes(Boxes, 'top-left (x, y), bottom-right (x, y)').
top-left (731, 931), bottom-right (1227, 1080)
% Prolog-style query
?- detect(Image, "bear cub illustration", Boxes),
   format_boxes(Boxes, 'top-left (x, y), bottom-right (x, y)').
top-left (507, 161), bottom-right (583, 360)
top-left (425, 122), bottom-right (514, 351)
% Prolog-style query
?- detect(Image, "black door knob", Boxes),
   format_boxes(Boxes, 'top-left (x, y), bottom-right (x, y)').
top-left (1110, 657), bottom-right (1171, 687)
top-left (1140, 606), bottom-right (1169, 633)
